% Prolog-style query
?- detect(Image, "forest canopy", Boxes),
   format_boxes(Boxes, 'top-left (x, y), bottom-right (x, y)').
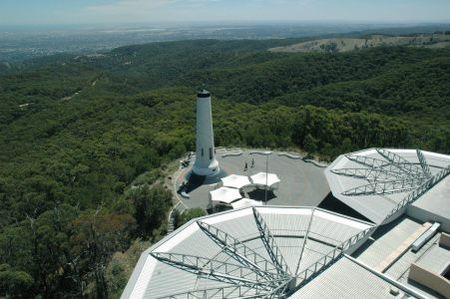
top-left (0, 38), bottom-right (449, 298)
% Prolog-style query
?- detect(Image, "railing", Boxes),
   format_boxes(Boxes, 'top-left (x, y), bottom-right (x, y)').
top-left (296, 244), bottom-right (342, 284)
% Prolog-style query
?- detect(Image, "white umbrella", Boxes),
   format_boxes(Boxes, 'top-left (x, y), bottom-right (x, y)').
top-left (221, 174), bottom-right (252, 189)
top-left (250, 172), bottom-right (280, 188)
top-left (209, 187), bottom-right (242, 205)
top-left (231, 198), bottom-right (263, 210)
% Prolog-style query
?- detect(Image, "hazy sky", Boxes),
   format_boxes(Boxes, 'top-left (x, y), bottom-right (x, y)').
top-left (1, 0), bottom-right (450, 25)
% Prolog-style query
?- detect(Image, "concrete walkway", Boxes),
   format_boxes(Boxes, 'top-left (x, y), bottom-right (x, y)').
top-left (173, 149), bottom-right (330, 210)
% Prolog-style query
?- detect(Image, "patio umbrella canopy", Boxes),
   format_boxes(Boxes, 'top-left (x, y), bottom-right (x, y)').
top-left (221, 174), bottom-right (252, 189)
top-left (250, 172), bottom-right (281, 189)
top-left (209, 187), bottom-right (242, 205)
top-left (231, 198), bottom-right (263, 210)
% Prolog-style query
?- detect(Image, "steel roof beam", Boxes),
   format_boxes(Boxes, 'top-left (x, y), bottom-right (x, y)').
top-left (196, 221), bottom-right (281, 281)
top-left (295, 225), bottom-right (375, 288)
top-left (342, 178), bottom-right (425, 196)
top-left (345, 154), bottom-right (389, 169)
top-left (416, 149), bottom-right (432, 178)
top-left (332, 167), bottom-right (407, 181)
top-left (294, 208), bottom-right (315, 276)
top-left (151, 252), bottom-right (272, 283)
top-left (263, 278), bottom-right (295, 299)
top-left (155, 284), bottom-right (269, 299)
top-left (252, 207), bottom-right (291, 276)
top-left (346, 150), bottom-right (426, 180)
top-left (376, 148), bottom-right (424, 175)
top-left (331, 168), bottom-right (372, 179)
top-left (150, 252), bottom-right (277, 290)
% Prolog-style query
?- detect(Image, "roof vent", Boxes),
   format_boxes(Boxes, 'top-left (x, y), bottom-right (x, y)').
top-left (411, 222), bottom-right (440, 252)
top-left (389, 286), bottom-right (400, 296)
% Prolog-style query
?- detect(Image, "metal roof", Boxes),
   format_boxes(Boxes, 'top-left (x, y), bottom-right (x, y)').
top-left (384, 233), bottom-right (440, 280)
top-left (273, 215), bottom-right (450, 299)
top-left (412, 173), bottom-right (450, 213)
top-left (122, 206), bottom-right (374, 299)
top-left (290, 255), bottom-right (414, 299)
top-left (355, 216), bottom-right (422, 268)
top-left (354, 216), bottom-right (450, 299)
top-left (325, 148), bottom-right (450, 224)
top-left (415, 237), bottom-right (450, 274)
top-left (409, 175), bottom-right (450, 230)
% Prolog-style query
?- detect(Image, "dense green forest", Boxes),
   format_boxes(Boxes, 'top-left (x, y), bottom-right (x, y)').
top-left (0, 38), bottom-right (449, 298)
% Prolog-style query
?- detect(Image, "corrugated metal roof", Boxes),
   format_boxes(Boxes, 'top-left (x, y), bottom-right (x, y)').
top-left (355, 218), bottom-right (450, 299)
top-left (122, 206), bottom-right (374, 299)
top-left (411, 175), bottom-right (450, 224)
top-left (297, 239), bottom-right (334, 272)
top-left (393, 233), bottom-right (447, 299)
top-left (291, 256), bottom-right (406, 299)
top-left (356, 217), bottom-right (422, 268)
top-left (385, 233), bottom-right (440, 280)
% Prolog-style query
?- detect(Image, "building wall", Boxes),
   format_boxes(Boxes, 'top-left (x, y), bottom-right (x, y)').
top-left (407, 205), bottom-right (450, 233)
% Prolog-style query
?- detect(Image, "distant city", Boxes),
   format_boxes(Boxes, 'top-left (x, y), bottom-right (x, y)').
top-left (1, 22), bottom-right (450, 63)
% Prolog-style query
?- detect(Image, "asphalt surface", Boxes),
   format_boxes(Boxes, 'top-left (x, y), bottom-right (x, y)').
top-left (176, 149), bottom-right (330, 210)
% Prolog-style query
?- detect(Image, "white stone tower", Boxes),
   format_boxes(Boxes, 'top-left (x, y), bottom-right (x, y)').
top-left (192, 90), bottom-right (220, 176)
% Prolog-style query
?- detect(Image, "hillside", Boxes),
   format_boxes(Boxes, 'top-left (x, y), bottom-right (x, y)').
top-left (0, 39), bottom-right (449, 298)
top-left (269, 33), bottom-right (450, 53)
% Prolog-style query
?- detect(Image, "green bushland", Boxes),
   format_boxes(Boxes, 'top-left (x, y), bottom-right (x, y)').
top-left (0, 38), bottom-right (449, 298)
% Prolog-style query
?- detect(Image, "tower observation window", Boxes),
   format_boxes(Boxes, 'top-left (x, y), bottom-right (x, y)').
top-left (201, 148), bottom-right (204, 157)
top-left (209, 148), bottom-right (213, 160)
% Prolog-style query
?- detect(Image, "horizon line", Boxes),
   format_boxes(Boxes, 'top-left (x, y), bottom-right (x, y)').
top-left (1, 19), bottom-right (450, 27)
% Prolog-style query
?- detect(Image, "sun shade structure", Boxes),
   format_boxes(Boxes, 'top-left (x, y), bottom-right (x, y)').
top-left (122, 206), bottom-right (375, 299)
top-left (209, 186), bottom-right (242, 204)
top-left (325, 148), bottom-right (450, 224)
top-left (231, 198), bottom-right (263, 210)
top-left (250, 172), bottom-right (281, 189)
top-left (221, 174), bottom-right (252, 189)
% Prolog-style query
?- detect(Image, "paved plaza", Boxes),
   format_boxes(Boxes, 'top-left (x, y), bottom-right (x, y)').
top-left (174, 149), bottom-right (330, 211)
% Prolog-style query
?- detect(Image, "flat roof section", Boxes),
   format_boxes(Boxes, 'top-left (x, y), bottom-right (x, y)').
top-left (409, 175), bottom-right (450, 231)
top-left (354, 216), bottom-right (423, 268)
top-left (415, 244), bottom-right (450, 275)
top-left (290, 255), bottom-right (414, 299)
top-left (354, 216), bottom-right (450, 299)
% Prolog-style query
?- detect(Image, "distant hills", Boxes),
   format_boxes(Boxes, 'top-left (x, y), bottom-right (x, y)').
top-left (2, 23), bottom-right (450, 63)
top-left (269, 33), bottom-right (450, 53)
